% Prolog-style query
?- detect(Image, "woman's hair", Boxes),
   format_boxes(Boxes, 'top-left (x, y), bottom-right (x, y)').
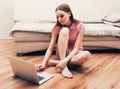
top-left (55, 3), bottom-right (76, 26)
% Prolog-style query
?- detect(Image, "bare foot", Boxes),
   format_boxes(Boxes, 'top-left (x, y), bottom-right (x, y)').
top-left (61, 66), bottom-right (73, 78)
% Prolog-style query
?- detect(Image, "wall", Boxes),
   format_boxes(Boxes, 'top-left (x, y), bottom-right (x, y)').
top-left (0, 0), bottom-right (120, 39)
top-left (14, 0), bottom-right (120, 22)
top-left (66, 0), bottom-right (120, 22)
top-left (0, 0), bottom-right (14, 39)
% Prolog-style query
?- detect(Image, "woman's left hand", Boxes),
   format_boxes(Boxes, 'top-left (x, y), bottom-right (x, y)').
top-left (55, 59), bottom-right (68, 72)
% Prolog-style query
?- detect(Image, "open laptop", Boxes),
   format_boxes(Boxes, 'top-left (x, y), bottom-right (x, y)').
top-left (8, 57), bottom-right (54, 85)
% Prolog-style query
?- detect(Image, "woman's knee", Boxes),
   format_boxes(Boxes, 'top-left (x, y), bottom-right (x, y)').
top-left (70, 51), bottom-right (91, 64)
top-left (84, 51), bottom-right (91, 59)
top-left (59, 27), bottom-right (69, 36)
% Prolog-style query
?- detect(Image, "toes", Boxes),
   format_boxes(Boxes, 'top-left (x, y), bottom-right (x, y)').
top-left (62, 72), bottom-right (73, 78)
top-left (68, 74), bottom-right (73, 78)
top-left (61, 67), bottom-right (73, 78)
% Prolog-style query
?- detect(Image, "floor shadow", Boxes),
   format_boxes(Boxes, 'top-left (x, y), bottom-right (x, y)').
top-left (21, 49), bottom-right (120, 56)
top-left (22, 50), bottom-right (56, 56)
top-left (68, 64), bottom-right (84, 73)
top-left (89, 49), bottom-right (120, 53)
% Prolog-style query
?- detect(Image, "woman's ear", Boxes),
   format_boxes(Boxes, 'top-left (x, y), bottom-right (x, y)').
top-left (68, 12), bottom-right (71, 17)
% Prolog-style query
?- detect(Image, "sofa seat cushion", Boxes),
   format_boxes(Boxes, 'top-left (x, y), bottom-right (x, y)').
top-left (11, 22), bottom-right (120, 41)
top-left (11, 21), bottom-right (55, 33)
top-left (85, 23), bottom-right (120, 36)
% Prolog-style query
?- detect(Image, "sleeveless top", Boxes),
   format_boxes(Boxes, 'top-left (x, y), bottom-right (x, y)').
top-left (52, 22), bottom-right (85, 51)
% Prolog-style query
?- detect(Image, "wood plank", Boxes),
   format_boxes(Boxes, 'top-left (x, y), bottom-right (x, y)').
top-left (0, 39), bottom-right (120, 89)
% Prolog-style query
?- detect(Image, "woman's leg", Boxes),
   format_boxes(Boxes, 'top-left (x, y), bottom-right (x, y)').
top-left (47, 51), bottom-right (91, 66)
top-left (57, 27), bottom-right (69, 60)
top-left (47, 27), bottom-right (69, 66)
top-left (70, 51), bottom-right (91, 65)
top-left (56, 27), bottom-right (73, 78)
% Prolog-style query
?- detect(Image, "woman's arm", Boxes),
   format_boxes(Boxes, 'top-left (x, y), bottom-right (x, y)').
top-left (65, 29), bottom-right (84, 62)
top-left (42, 32), bottom-right (57, 66)
top-left (56, 25), bottom-right (85, 69)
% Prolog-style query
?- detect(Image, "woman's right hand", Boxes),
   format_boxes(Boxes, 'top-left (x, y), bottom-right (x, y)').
top-left (35, 64), bottom-right (46, 71)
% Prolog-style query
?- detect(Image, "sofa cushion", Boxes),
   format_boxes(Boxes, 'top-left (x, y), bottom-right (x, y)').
top-left (102, 21), bottom-right (120, 27)
top-left (102, 13), bottom-right (120, 27)
top-left (84, 23), bottom-right (120, 36)
top-left (102, 13), bottom-right (120, 22)
top-left (11, 21), bottom-right (55, 33)
top-left (11, 22), bottom-right (120, 37)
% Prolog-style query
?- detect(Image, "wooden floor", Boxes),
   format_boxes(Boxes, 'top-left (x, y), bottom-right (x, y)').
top-left (0, 39), bottom-right (120, 89)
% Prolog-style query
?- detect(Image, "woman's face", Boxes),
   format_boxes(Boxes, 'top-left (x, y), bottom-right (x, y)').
top-left (56, 10), bottom-right (71, 26)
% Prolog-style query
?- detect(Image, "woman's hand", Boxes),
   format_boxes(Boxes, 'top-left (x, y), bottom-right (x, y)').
top-left (55, 59), bottom-right (68, 72)
top-left (35, 64), bottom-right (46, 71)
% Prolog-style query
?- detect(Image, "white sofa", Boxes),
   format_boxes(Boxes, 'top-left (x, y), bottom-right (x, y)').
top-left (11, 0), bottom-right (120, 54)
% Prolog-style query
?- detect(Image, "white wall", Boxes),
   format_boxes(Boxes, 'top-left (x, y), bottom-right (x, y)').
top-left (14, 0), bottom-right (120, 22)
top-left (66, 0), bottom-right (120, 22)
top-left (0, 0), bottom-right (120, 39)
top-left (0, 0), bottom-right (14, 39)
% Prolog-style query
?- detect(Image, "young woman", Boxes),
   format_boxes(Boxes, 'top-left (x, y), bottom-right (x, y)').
top-left (36, 3), bottom-right (91, 78)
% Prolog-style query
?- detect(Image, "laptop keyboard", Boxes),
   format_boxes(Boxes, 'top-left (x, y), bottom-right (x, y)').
top-left (38, 76), bottom-right (45, 81)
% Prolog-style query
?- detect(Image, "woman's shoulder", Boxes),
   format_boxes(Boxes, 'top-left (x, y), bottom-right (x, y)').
top-left (52, 24), bottom-right (62, 36)
top-left (53, 24), bottom-right (62, 29)
top-left (74, 19), bottom-right (84, 25)
top-left (73, 20), bottom-right (85, 32)
top-left (74, 20), bottom-right (84, 28)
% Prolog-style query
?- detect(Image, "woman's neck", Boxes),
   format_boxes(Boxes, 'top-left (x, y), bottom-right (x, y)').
top-left (64, 21), bottom-right (72, 27)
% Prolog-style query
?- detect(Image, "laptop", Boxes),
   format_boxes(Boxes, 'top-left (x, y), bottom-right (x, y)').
top-left (8, 57), bottom-right (54, 85)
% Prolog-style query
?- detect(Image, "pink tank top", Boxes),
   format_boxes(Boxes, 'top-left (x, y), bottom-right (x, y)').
top-left (52, 22), bottom-right (85, 51)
